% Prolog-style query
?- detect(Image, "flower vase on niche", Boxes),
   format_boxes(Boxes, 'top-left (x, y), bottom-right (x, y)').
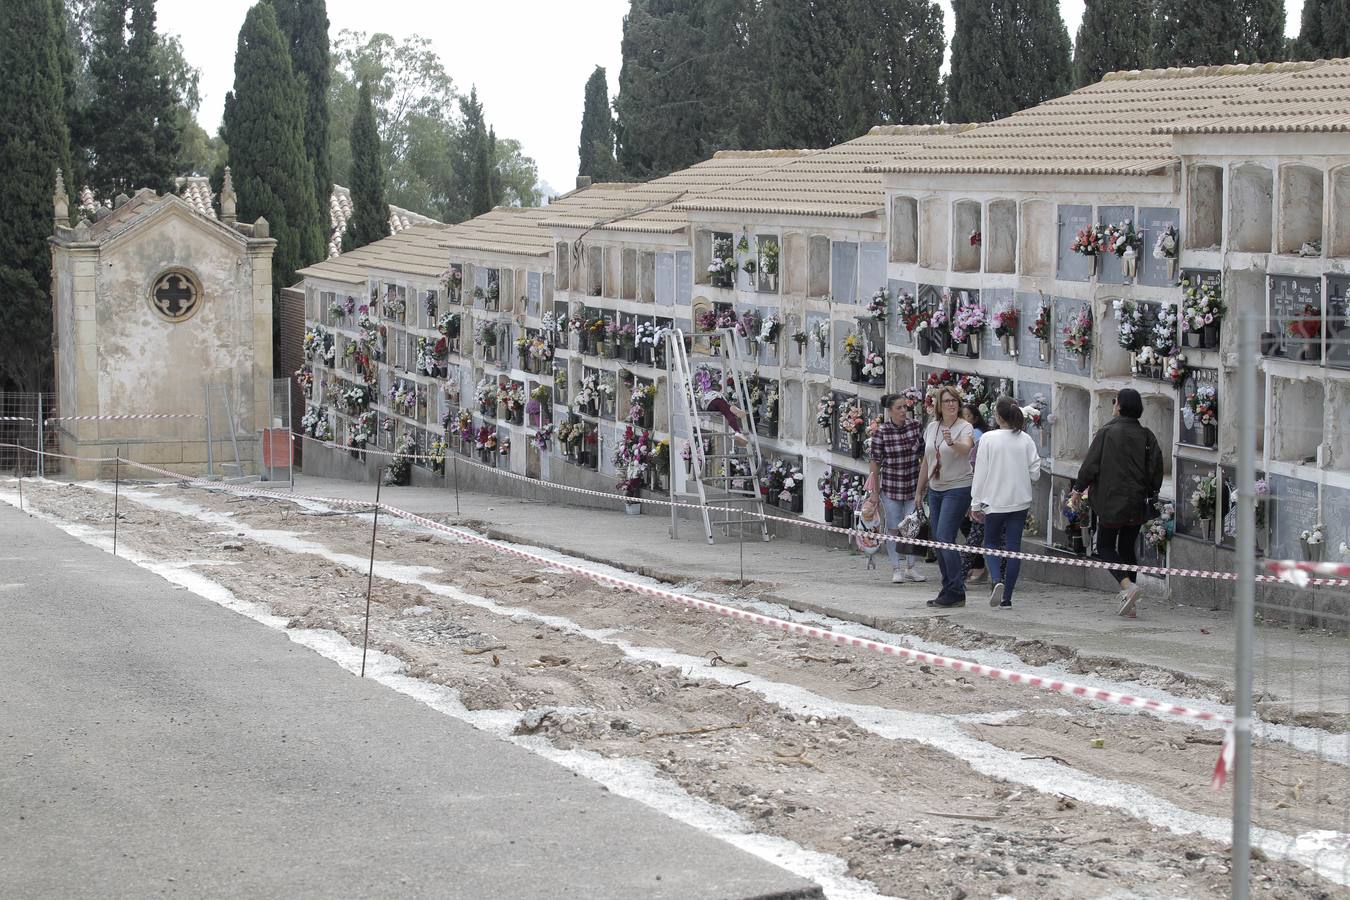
top-left (1185, 329), bottom-right (1203, 349)
top-left (823, 499), bottom-right (834, 524)
top-left (1203, 323), bottom-right (1219, 349)
top-left (789, 493), bottom-right (803, 514)
top-left (1198, 517), bottom-right (1211, 542)
top-left (1069, 526), bottom-right (1087, 555)
top-left (1087, 255), bottom-right (1097, 278)
top-left (1121, 246), bottom-right (1138, 280)
top-left (624, 497), bottom-right (642, 516)
top-left (764, 488), bottom-right (778, 507)
top-left (850, 435), bottom-right (864, 459)
top-left (1001, 334), bottom-right (1017, 356)
top-left (1203, 423), bottom-right (1217, 447)
top-left (1301, 538), bottom-right (1323, 562)
top-left (832, 505), bottom-right (849, 528)
top-left (1038, 339), bottom-right (1050, 363)
top-left (916, 330), bottom-right (931, 356)
top-left (965, 337), bottom-right (980, 359)
top-left (850, 361), bottom-right (864, 383)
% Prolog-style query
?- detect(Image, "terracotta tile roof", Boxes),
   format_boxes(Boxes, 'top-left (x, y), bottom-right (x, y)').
top-left (672, 125), bottom-right (976, 219)
top-left (1160, 57), bottom-right (1350, 134)
top-left (535, 151), bottom-right (813, 234)
top-left (177, 176), bottom-right (215, 217)
top-left (327, 185), bottom-right (437, 258)
top-left (296, 223), bottom-right (452, 285)
top-left (76, 188), bottom-right (243, 246)
top-left (866, 60), bottom-right (1334, 177)
top-left (437, 205), bottom-right (557, 258)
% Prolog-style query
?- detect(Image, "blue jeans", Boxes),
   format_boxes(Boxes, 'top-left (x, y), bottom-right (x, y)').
top-left (927, 486), bottom-right (971, 598)
top-left (983, 509), bottom-right (1028, 600)
top-left (880, 496), bottom-right (917, 570)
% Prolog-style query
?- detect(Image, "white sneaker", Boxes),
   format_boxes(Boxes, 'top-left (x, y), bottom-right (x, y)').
top-left (905, 567), bottom-right (927, 583)
top-left (891, 568), bottom-right (905, 584)
top-left (989, 582), bottom-right (1005, 607)
top-left (1118, 584), bottom-right (1141, 618)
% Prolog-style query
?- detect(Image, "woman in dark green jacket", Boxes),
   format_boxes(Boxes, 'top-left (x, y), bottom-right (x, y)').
top-left (1069, 389), bottom-right (1164, 618)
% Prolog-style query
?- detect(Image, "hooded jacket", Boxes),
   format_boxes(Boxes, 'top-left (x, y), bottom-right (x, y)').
top-left (1073, 417), bottom-right (1164, 527)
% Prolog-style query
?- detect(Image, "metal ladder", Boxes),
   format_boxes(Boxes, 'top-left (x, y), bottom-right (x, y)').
top-left (666, 327), bottom-right (770, 544)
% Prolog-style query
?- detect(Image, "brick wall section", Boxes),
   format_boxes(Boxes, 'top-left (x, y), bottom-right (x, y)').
top-left (279, 286), bottom-right (306, 467)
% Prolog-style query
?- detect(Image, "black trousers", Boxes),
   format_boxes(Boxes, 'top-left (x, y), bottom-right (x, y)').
top-left (1096, 523), bottom-right (1142, 584)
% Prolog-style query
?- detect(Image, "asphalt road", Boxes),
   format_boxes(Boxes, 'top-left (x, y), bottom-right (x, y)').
top-left (0, 501), bottom-right (820, 899)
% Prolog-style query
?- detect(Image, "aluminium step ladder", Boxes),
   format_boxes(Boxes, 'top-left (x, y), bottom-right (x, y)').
top-left (666, 327), bottom-right (770, 545)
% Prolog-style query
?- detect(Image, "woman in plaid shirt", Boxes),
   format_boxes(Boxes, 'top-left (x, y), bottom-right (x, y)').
top-left (868, 393), bottom-right (928, 584)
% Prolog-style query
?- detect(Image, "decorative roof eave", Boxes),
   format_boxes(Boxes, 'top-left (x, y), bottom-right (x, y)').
top-left (672, 199), bottom-right (882, 219)
top-left (864, 161), bottom-right (1175, 177)
top-left (439, 238), bottom-right (552, 258)
top-left (93, 194), bottom-right (255, 251)
top-left (1157, 121), bottom-right (1350, 135)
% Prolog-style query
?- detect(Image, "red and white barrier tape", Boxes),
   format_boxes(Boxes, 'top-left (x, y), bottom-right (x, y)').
top-left (45, 414), bottom-right (202, 424)
top-left (294, 436), bottom-right (1350, 589)
top-left (0, 417), bottom-right (34, 422)
top-left (5, 437), bottom-right (1348, 590)
top-left (1267, 558), bottom-right (1350, 587)
top-left (110, 455), bottom-right (1237, 787)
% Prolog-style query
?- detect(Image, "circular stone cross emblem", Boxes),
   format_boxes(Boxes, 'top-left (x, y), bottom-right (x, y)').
top-left (149, 268), bottom-right (203, 323)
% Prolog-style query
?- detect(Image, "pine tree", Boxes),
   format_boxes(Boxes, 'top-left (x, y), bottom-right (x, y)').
top-left (340, 80), bottom-right (387, 252)
top-left (1295, 0), bottom-right (1349, 58)
top-left (84, 0), bottom-right (182, 197)
top-left (577, 65), bottom-right (617, 181)
top-left (0, 0), bottom-right (72, 390)
top-left (222, 1), bottom-right (323, 336)
top-left (1150, 0), bottom-right (1243, 67)
top-left (1073, 0), bottom-right (1151, 87)
top-left (51, 0), bottom-right (78, 195)
top-left (270, 0), bottom-right (330, 238)
top-left (948, 0), bottom-right (1072, 123)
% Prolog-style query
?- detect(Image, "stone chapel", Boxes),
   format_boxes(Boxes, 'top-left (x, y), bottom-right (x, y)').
top-left (49, 171), bottom-right (276, 478)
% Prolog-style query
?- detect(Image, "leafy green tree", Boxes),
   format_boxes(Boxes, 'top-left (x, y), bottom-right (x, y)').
top-left (577, 65), bottom-right (618, 181)
top-left (0, 0), bottom-right (72, 390)
top-left (327, 30), bottom-right (538, 221)
top-left (270, 0), bottom-right (330, 234)
top-left (222, 0), bottom-right (323, 339)
top-left (948, 0), bottom-right (1072, 123)
top-left (1073, 0), bottom-right (1151, 87)
top-left (83, 0), bottom-right (182, 196)
top-left (341, 80), bottom-right (388, 252)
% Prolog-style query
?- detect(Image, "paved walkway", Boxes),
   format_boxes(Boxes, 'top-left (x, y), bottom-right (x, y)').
top-left (0, 502), bottom-right (820, 899)
top-left (273, 473), bottom-right (1349, 715)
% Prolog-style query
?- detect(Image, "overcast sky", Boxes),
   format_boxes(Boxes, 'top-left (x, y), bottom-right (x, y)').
top-left (161, 0), bottom-right (1307, 196)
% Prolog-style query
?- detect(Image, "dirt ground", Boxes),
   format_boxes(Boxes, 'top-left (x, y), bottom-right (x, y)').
top-left (10, 478), bottom-right (1349, 899)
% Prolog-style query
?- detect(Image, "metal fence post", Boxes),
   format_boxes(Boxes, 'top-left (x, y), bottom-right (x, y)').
top-left (36, 394), bottom-right (44, 479)
top-left (1230, 308), bottom-right (1257, 900)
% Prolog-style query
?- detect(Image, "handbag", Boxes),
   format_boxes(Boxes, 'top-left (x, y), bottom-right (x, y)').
top-left (897, 501), bottom-right (930, 555)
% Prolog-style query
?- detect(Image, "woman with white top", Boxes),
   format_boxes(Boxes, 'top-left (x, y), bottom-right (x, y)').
top-left (970, 397), bottom-right (1043, 608)
top-left (914, 385), bottom-right (975, 607)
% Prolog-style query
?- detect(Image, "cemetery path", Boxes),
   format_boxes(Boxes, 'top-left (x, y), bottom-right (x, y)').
top-left (4, 477), bottom-right (1347, 899)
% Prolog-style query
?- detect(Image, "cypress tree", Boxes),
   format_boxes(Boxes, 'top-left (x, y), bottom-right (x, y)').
top-left (340, 81), bottom-right (388, 252)
top-left (948, 0), bottom-right (1072, 123)
top-left (873, 0), bottom-right (946, 126)
top-left (763, 0), bottom-right (843, 147)
top-left (1073, 0), bottom-right (1151, 87)
top-left (459, 87), bottom-right (493, 217)
top-left (1236, 0), bottom-right (1287, 62)
top-left (1150, 0), bottom-right (1243, 67)
top-left (615, 0), bottom-right (705, 176)
top-left (577, 65), bottom-right (617, 181)
top-left (51, 0), bottom-right (79, 194)
top-left (84, 0), bottom-right (182, 197)
top-left (222, 1), bottom-right (323, 335)
top-left (270, 0), bottom-right (331, 238)
top-left (1295, 0), bottom-right (1349, 58)
top-left (487, 126), bottom-right (502, 209)
top-left (0, 0), bottom-right (72, 390)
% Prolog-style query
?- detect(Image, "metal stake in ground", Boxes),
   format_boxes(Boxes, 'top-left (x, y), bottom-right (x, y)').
top-left (360, 476), bottom-right (383, 677)
top-left (451, 449), bottom-right (460, 517)
top-left (113, 448), bottom-right (121, 556)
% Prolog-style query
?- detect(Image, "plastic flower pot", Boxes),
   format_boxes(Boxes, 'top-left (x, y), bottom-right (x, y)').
top-left (1038, 339), bottom-right (1050, 363)
top-left (832, 506), bottom-right (849, 528)
top-left (790, 493), bottom-right (803, 514)
top-left (1301, 539), bottom-right (1324, 562)
top-left (1203, 423), bottom-right (1217, 447)
top-left (850, 362), bottom-right (864, 383)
